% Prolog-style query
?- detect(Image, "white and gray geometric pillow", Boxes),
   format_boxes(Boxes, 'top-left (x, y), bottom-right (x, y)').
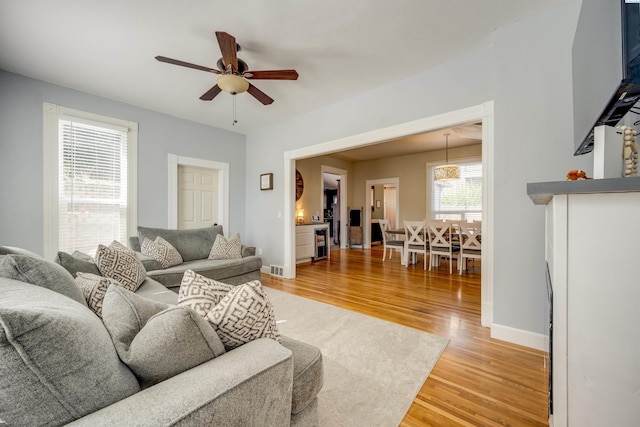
top-left (75, 272), bottom-right (123, 318)
top-left (95, 240), bottom-right (146, 292)
top-left (208, 233), bottom-right (242, 260)
top-left (177, 269), bottom-right (233, 318)
top-left (205, 280), bottom-right (281, 350)
top-left (141, 236), bottom-right (183, 269)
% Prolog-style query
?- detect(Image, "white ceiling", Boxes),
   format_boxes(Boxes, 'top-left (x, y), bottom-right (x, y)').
top-left (329, 124), bottom-right (482, 161)
top-left (0, 0), bottom-right (568, 139)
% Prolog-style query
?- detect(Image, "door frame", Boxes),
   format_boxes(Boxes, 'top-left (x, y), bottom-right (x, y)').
top-left (363, 177), bottom-right (400, 248)
top-left (284, 101), bottom-right (494, 327)
top-left (168, 154), bottom-right (229, 230)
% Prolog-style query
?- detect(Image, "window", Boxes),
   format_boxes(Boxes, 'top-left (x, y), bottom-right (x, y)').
top-left (43, 103), bottom-right (137, 258)
top-left (429, 160), bottom-right (482, 221)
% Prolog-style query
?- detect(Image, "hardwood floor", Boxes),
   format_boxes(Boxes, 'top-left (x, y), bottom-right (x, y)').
top-left (262, 247), bottom-right (549, 426)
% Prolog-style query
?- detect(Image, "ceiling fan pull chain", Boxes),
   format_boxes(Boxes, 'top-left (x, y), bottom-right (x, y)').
top-left (233, 94), bottom-right (238, 126)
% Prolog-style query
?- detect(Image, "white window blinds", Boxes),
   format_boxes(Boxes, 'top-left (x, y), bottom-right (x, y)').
top-left (431, 161), bottom-right (482, 221)
top-left (58, 118), bottom-right (129, 255)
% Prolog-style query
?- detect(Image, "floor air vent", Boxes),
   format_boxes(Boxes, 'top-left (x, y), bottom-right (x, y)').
top-left (270, 265), bottom-right (284, 277)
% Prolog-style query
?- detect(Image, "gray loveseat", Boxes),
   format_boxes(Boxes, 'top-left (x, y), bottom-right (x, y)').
top-left (129, 225), bottom-right (262, 290)
top-left (0, 246), bottom-right (323, 426)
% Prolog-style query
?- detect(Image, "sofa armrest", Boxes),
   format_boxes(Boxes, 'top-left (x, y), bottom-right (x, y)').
top-left (67, 338), bottom-right (293, 427)
top-left (242, 245), bottom-right (256, 257)
top-left (129, 236), bottom-right (141, 252)
top-left (134, 251), bottom-right (163, 272)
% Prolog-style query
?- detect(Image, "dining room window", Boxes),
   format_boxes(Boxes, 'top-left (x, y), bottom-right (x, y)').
top-left (429, 160), bottom-right (482, 221)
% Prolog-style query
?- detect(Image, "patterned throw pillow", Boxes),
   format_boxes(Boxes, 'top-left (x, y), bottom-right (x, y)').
top-left (75, 272), bottom-right (124, 318)
top-left (95, 241), bottom-right (146, 292)
top-left (208, 233), bottom-right (242, 260)
top-left (206, 280), bottom-right (281, 350)
top-left (141, 236), bottom-right (183, 269)
top-left (178, 270), bottom-right (233, 318)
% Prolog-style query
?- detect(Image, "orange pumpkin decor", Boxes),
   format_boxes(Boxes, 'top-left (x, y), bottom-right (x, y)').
top-left (566, 169), bottom-right (590, 180)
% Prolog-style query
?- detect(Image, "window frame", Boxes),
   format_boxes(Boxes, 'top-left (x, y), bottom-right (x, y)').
top-left (426, 156), bottom-right (482, 221)
top-left (43, 102), bottom-right (138, 259)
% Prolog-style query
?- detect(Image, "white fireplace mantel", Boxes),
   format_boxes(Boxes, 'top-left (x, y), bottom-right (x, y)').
top-left (527, 177), bottom-right (640, 427)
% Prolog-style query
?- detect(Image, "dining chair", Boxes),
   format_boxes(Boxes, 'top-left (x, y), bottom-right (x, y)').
top-left (379, 219), bottom-right (404, 262)
top-left (458, 221), bottom-right (481, 274)
top-left (403, 220), bottom-right (428, 269)
top-left (427, 220), bottom-right (460, 274)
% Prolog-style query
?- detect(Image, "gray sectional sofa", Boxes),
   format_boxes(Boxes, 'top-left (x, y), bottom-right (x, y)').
top-left (129, 225), bottom-right (262, 290)
top-left (0, 246), bottom-right (323, 426)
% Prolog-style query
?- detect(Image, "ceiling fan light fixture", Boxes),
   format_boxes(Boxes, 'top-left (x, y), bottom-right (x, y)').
top-left (434, 133), bottom-right (459, 181)
top-left (217, 74), bottom-right (249, 94)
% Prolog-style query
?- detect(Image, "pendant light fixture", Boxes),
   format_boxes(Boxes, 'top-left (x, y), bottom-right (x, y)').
top-left (434, 133), bottom-right (459, 181)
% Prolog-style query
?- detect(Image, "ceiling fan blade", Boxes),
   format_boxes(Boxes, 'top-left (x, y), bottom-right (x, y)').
top-left (247, 84), bottom-right (274, 105)
top-left (155, 56), bottom-right (220, 74)
top-left (243, 70), bottom-right (299, 80)
top-left (215, 31), bottom-right (238, 72)
top-left (199, 84), bottom-right (222, 101)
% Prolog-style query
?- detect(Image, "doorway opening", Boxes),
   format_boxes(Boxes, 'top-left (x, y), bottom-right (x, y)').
top-left (364, 177), bottom-right (400, 248)
top-left (323, 172), bottom-right (340, 249)
top-left (320, 165), bottom-right (348, 249)
top-left (283, 101), bottom-right (494, 327)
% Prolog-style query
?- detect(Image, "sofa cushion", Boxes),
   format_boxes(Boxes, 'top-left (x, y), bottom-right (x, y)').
top-left (102, 286), bottom-right (225, 388)
top-left (137, 225), bottom-right (223, 262)
top-left (136, 278), bottom-right (179, 305)
top-left (178, 269), bottom-right (233, 317)
top-left (205, 280), bottom-right (281, 350)
top-left (208, 233), bottom-right (242, 260)
top-left (95, 240), bottom-right (146, 292)
top-left (75, 272), bottom-right (124, 318)
top-left (0, 254), bottom-right (87, 306)
top-left (141, 236), bottom-right (183, 268)
top-left (147, 256), bottom-right (263, 288)
top-left (55, 250), bottom-right (102, 277)
top-left (0, 278), bottom-right (140, 426)
top-left (280, 336), bottom-right (325, 414)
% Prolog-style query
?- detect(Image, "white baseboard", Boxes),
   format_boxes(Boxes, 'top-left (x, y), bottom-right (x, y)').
top-left (491, 323), bottom-right (549, 352)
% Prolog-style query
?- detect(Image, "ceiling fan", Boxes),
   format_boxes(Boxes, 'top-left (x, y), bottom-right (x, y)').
top-left (155, 31), bottom-right (298, 105)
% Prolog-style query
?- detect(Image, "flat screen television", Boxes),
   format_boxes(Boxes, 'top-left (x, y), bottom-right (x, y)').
top-left (573, 0), bottom-right (640, 155)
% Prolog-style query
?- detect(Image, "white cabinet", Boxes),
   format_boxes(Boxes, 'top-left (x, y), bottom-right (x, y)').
top-left (295, 224), bottom-right (330, 263)
top-left (545, 191), bottom-right (640, 427)
top-left (295, 225), bottom-right (315, 262)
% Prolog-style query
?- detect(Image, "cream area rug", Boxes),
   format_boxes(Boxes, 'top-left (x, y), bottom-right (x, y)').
top-left (265, 288), bottom-right (449, 427)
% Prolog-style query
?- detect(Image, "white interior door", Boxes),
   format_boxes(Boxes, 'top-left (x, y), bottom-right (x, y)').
top-left (178, 165), bottom-right (218, 229)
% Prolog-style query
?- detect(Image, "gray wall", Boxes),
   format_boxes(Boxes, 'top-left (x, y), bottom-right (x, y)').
top-left (492, 0), bottom-right (591, 333)
top-left (245, 45), bottom-right (493, 274)
top-left (245, 0), bottom-right (592, 336)
top-left (0, 71), bottom-right (247, 256)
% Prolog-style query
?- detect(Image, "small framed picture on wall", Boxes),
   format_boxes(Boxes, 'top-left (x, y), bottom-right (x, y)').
top-left (260, 173), bottom-right (273, 190)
